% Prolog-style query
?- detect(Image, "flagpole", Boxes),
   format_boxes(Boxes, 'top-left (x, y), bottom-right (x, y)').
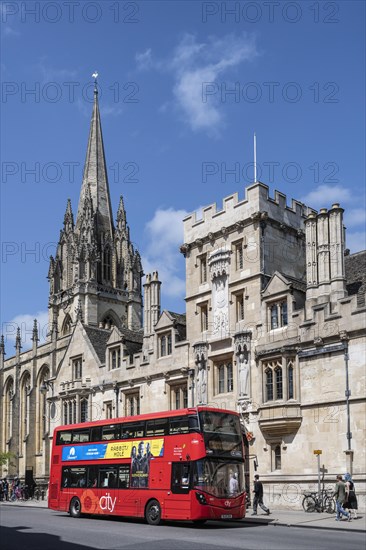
top-left (254, 132), bottom-right (257, 183)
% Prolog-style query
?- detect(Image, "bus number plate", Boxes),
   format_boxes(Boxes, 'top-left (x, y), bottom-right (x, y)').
top-left (221, 514), bottom-right (233, 519)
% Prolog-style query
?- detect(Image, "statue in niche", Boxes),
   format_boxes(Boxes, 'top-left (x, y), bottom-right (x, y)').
top-left (238, 346), bottom-right (250, 396)
top-left (213, 275), bottom-right (228, 334)
top-left (196, 357), bottom-right (207, 405)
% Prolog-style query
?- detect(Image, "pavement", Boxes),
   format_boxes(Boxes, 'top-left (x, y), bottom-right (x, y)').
top-left (1, 499), bottom-right (365, 533)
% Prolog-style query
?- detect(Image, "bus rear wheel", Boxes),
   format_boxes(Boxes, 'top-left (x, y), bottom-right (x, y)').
top-left (70, 497), bottom-right (81, 518)
top-left (145, 499), bottom-right (161, 526)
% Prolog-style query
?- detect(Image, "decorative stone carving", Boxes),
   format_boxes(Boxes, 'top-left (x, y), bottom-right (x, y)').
top-left (194, 343), bottom-right (208, 405)
top-left (209, 247), bottom-right (231, 337)
top-left (234, 331), bottom-right (252, 397)
top-left (179, 243), bottom-right (190, 257)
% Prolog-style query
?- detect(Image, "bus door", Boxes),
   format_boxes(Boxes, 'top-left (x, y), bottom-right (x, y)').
top-left (165, 462), bottom-right (191, 520)
top-left (61, 466), bottom-right (88, 511)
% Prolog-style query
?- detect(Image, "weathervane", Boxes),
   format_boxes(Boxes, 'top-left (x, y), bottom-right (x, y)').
top-left (92, 71), bottom-right (99, 93)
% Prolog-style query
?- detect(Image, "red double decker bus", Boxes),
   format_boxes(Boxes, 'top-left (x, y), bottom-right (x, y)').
top-left (48, 406), bottom-right (247, 525)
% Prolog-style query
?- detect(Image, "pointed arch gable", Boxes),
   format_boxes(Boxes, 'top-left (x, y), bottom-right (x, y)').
top-left (62, 313), bottom-right (73, 336)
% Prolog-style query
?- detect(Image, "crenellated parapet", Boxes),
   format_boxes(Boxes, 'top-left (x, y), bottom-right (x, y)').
top-left (182, 183), bottom-right (315, 246)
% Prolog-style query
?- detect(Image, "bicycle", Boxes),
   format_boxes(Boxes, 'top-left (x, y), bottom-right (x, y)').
top-left (302, 490), bottom-right (335, 514)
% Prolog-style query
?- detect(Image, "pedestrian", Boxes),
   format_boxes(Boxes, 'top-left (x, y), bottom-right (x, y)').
top-left (333, 474), bottom-right (351, 521)
top-left (3, 478), bottom-right (9, 501)
top-left (344, 473), bottom-right (358, 519)
top-left (251, 474), bottom-right (270, 515)
top-left (229, 472), bottom-right (239, 496)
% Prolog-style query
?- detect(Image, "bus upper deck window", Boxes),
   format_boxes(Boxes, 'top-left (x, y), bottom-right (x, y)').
top-left (57, 431), bottom-right (72, 445)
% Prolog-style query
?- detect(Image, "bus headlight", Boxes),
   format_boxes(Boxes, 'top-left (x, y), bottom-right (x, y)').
top-left (195, 492), bottom-right (207, 505)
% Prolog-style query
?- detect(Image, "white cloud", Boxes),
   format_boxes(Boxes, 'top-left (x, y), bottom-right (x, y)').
top-left (2, 311), bottom-right (49, 349)
top-left (135, 33), bottom-right (257, 135)
top-left (135, 48), bottom-right (153, 71)
top-left (300, 185), bottom-right (352, 208)
top-left (141, 208), bottom-right (189, 301)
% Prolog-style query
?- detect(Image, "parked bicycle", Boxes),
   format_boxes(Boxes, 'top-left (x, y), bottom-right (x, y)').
top-left (302, 490), bottom-right (335, 513)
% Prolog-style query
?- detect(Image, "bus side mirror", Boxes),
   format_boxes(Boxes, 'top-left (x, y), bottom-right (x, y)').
top-left (254, 459), bottom-right (258, 471)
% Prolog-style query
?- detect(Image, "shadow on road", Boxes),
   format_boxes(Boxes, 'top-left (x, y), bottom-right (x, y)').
top-left (53, 510), bottom-right (268, 530)
top-left (1, 525), bottom-right (94, 550)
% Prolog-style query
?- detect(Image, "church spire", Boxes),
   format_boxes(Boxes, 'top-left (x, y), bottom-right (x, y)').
top-left (75, 82), bottom-right (114, 237)
top-left (116, 196), bottom-right (127, 231)
top-left (63, 198), bottom-right (74, 231)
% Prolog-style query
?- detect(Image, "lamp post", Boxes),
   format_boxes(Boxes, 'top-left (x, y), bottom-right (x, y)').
top-left (40, 379), bottom-right (54, 396)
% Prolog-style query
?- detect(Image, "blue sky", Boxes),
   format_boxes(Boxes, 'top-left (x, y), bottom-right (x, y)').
top-left (1, 0), bottom-right (365, 348)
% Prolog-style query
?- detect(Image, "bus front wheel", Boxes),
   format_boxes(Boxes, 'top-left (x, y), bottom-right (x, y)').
top-left (70, 497), bottom-right (81, 518)
top-left (145, 499), bottom-right (161, 526)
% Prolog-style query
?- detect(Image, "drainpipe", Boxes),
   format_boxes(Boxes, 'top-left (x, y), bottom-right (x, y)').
top-left (114, 383), bottom-right (119, 418)
top-left (343, 339), bottom-right (352, 451)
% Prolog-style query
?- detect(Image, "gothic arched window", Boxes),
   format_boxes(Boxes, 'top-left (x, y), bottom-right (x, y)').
top-left (4, 377), bottom-right (14, 443)
top-left (62, 314), bottom-right (72, 336)
top-left (20, 373), bottom-right (31, 442)
top-left (102, 315), bottom-right (114, 329)
top-left (103, 246), bottom-right (111, 282)
top-left (80, 398), bottom-right (88, 423)
top-left (37, 366), bottom-right (50, 451)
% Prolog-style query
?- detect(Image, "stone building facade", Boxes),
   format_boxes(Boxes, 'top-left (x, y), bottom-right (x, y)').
top-left (1, 91), bottom-right (365, 509)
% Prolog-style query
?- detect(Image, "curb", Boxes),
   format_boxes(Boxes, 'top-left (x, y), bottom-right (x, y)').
top-left (243, 518), bottom-right (366, 534)
top-left (1, 501), bottom-right (47, 509)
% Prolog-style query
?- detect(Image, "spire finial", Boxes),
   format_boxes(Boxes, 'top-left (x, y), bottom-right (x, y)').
top-left (15, 327), bottom-right (22, 350)
top-left (92, 71), bottom-right (99, 94)
top-left (0, 335), bottom-right (5, 356)
top-left (32, 319), bottom-right (39, 342)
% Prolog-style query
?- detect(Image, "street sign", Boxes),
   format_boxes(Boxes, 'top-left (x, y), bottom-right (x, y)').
top-left (313, 450), bottom-right (322, 455)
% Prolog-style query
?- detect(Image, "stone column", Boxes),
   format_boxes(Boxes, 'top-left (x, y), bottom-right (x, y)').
top-left (150, 271), bottom-right (161, 329)
top-left (329, 204), bottom-right (346, 303)
top-left (317, 209), bottom-right (331, 299)
top-left (305, 213), bottom-right (318, 301)
top-left (143, 274), bottom-right (151, 335)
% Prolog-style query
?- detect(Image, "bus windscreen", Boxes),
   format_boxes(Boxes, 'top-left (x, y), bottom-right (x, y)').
top-left (199, 411), bottom-right (243, 457)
